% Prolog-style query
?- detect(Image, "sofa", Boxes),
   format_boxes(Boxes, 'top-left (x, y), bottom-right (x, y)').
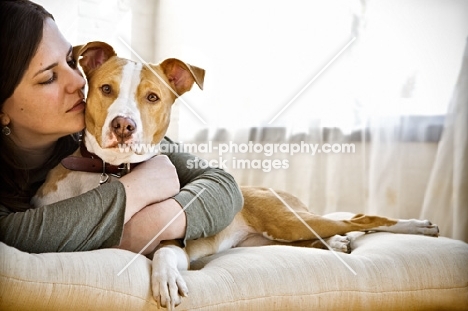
top-left (1, 231), bottom-right (467, 310)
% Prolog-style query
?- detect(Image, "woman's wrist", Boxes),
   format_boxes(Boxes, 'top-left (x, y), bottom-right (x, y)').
top-left (117, 198), bottom-right (187, 254)
top-left (118, 177), bottom-right (149, 223)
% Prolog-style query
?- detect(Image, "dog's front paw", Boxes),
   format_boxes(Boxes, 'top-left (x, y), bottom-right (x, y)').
top-left (152, 249), bottom-right (189, 310)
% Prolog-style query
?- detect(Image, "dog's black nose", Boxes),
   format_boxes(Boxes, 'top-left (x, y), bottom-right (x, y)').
top-left (111, 116), bottom-right (136, 139)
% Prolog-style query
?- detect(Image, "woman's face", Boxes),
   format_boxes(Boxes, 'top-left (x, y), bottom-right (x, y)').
top-left (2, 18), bottom-right (86, 148)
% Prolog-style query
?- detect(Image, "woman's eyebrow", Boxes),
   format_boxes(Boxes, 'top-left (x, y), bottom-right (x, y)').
top-left (33, 62), bottom-right (58, 77)
top-left (33, 46), bottom-right (73, 77)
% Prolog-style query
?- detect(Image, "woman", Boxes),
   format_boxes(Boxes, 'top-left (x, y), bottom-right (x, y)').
top-left (0, 0), bottom-right (243, 254)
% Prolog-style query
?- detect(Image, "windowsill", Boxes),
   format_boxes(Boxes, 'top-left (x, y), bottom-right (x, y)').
top-left (202, 115), bottom-right (446, 143)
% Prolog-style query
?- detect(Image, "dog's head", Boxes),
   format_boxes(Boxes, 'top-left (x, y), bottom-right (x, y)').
top-left (73, 41), bottom-right (204, 165)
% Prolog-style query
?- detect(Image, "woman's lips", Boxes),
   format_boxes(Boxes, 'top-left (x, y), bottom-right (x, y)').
top-left (67, 99), bottom-right (86, 112)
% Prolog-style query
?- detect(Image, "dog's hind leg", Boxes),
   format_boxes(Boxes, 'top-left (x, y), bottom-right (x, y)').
top-left (240, 187), bottom-right (438, 245)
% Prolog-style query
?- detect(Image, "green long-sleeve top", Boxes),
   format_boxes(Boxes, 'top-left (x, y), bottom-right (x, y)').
top-left (0, 137), bottom-right (244, 253)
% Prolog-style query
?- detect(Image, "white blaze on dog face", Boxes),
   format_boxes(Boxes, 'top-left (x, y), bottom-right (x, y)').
top-left (101, 60), bottom-right (143, 148)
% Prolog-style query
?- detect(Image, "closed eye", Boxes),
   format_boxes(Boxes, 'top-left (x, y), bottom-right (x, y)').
top-left (39, 73), bottom-right (57, 85)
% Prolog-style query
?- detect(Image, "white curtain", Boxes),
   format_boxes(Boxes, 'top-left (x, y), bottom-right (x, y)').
top-left (39, 0), bottom-right (468, 242)
top-left (421, 39), bottom-right (468, 242)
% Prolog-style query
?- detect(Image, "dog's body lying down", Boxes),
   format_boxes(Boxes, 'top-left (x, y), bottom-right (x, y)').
top-left (32, 41), bottom-right (439, 310)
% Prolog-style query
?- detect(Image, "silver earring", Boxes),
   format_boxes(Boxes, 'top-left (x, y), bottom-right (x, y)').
top-left (2, 126), bottom-right (11, 136)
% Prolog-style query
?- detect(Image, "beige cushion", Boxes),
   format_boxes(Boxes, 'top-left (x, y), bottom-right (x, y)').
top-left (1, 233), bottom-right (467, 310)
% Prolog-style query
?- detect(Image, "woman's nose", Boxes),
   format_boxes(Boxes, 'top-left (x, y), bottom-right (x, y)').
top-left (66, 67), bottom-right (86, 93)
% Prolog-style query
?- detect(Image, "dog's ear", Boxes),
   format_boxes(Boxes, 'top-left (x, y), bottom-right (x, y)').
top-left (72, 41), bottom-right (117, 75)
top-left (160, 58), bottom-right (205, 96)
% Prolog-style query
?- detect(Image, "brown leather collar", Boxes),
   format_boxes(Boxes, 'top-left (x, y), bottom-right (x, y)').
top-left (60, 142), bottom-right (138, 177)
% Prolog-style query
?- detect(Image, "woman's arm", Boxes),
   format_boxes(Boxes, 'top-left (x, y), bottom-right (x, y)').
top-left (0, 182), bottom-right (127, 253)
top-left (117, 137), bottom-right (244, 254)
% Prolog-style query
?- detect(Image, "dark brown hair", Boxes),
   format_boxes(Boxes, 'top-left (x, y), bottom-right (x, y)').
top-left (0, 0), bottom-right (79, 211)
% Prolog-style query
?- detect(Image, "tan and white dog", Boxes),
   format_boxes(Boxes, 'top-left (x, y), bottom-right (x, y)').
top-left (32, 42), bottom-right (439, 310)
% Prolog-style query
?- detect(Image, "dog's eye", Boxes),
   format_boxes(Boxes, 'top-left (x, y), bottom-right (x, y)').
top-left (101, 84), bottom-right (112, 95)
top-left (147, 93), bottom-right (159, 102)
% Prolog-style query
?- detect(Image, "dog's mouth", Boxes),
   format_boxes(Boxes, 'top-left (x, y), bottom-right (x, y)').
top-left (102, 141), bottom-right (156, 155)
top-left (84, 129), bottom-right (159, 164)
top-left (103, 138), bottom-right (135, 149)
top-left (102, 142), bottom-right (120, 149)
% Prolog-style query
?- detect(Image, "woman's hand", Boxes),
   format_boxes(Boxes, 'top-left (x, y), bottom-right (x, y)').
top-left (120, 155), bottom-right (180, 222)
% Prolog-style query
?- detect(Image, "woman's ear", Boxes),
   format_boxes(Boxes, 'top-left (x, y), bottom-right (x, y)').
top-left (0, 113), bottom-right (10, 126)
